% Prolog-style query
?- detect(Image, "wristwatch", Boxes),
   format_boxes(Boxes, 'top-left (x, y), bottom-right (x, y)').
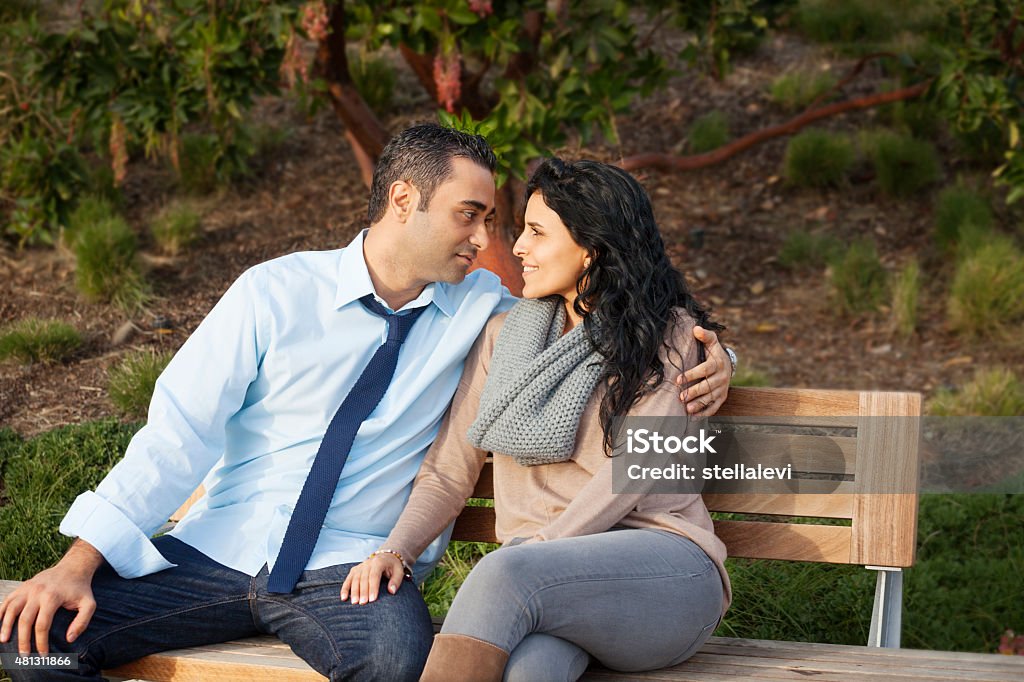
top-left (725, 347), bottom-right (738, 376)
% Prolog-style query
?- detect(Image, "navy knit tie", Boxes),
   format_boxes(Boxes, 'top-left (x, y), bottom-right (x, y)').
top-left (267, 294), bottom-right (427, 593)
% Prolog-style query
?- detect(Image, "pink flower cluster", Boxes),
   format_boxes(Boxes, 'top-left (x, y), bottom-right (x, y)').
top-left (999, 630), bottom-right (1024, 656)
top-left (433, 50), bottom-right (461, 113)
top-left (468, 0), bottom-right (493, 17)
top-left (302, 1), bottom-right (329, 42)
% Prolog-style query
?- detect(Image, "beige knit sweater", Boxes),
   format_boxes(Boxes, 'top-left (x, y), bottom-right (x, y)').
top-left (385, 310), bottom-right (732, 614)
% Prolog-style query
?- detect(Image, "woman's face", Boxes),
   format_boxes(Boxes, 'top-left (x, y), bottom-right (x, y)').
top-left (514, 192), bottom-right (591, 301)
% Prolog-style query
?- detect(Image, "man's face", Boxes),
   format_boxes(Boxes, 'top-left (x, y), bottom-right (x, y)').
top-left (404, 157), bottom-right (496, 285)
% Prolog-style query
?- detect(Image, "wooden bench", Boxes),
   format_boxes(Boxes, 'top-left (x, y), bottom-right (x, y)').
top-left (3, 387), bottom-right (1023, 681)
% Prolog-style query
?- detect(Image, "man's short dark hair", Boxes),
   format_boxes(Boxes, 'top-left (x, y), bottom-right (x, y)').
top-left (367, 123), bottom-right (497, 224)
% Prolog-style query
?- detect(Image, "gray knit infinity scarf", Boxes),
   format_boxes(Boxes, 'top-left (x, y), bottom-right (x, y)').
top-left (467, 297), bottom-right (604, 466)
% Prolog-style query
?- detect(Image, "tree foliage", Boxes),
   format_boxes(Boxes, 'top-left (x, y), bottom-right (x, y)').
top-left (1, 0), bottom-right (1022, 245)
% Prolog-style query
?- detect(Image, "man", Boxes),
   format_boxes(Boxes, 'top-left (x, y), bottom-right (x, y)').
top-left (0, 124), bottom-right (732, 681)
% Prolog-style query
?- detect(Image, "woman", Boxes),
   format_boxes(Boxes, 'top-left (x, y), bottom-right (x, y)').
top-left (342, 159), bottom-right (731, 682)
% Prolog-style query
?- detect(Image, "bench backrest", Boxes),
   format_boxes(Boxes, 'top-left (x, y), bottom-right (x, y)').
top-left (450, 388), bottom-right (922, 569)
top-left (171, 387), bottom-right (921, 569)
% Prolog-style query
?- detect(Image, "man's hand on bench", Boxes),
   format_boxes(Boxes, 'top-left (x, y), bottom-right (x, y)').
top-left (678, 326), bottom-right (731, 418)
top-left (0, 538), bottom-right (103, 655)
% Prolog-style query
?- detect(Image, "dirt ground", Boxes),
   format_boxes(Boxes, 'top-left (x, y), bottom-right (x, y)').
top-left (2, 33), bottom-right (1022, 436)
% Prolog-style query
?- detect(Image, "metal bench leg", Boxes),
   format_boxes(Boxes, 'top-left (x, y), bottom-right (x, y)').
top-left (866, 566), bottom-right (903, 648)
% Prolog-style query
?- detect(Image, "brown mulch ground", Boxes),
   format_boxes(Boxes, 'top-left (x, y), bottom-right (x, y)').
top-left (2, 33), bottom-right (1022, 437)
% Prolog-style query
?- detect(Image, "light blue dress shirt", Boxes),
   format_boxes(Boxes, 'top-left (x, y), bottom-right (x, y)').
top-left (60, 230), bottom-right (515, 583)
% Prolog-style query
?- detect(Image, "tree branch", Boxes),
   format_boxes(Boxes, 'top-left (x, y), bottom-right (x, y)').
top-left (317, 1), bottom-right (389, 186)
top-left (618, 81), bottom-right (932, 173)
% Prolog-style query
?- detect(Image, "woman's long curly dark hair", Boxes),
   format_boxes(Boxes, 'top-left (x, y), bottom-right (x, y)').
top-left (525, 158), bottom-right (725, 453)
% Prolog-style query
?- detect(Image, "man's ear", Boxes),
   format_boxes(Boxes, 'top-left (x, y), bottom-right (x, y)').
top-left (389, 180), bottom-right (418, 223)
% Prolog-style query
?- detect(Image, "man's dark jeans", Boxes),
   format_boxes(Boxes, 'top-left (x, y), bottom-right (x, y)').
top-left (0, 536), bottom-right (433, 681)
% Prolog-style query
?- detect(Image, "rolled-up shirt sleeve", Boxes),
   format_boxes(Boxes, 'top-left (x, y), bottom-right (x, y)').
top-left (59, 265), bottom-right (267, 578)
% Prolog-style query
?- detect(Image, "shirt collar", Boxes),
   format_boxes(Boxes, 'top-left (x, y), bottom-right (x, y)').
top-left (334, 229), bottom-right (455, 318)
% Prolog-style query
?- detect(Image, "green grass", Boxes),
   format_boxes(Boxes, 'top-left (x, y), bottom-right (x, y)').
top-left (151, 200), bottom-right (202, 256)
top-left (0, 420), bottom-right (141, 580)
top-left (930, 367), bottom-right (1024, 417)
top-left (0, 318), bottom-right (82, 364)
top-left (64, 194), bottom-right (117, 248)
top-left (778, 230), bottom-right (842, 270)
top-left (73, 215), bottom-right (149, 310)
top-left (687, 111), bottom-right (731, 154)
top-left (828, 238), bottom-right (888, 315)
top-left (770, 70), bottom-right (837, 112)
top-left (947, 237), bottom-right (1024, 340)
top-left (784, 130), bottom-right (854, 188)
top-left (108, 349), bottom-right (173, 419)
top-left (795, 0), bottom-right (948, 54)
top-left (866, 130), bottom-right (941, 197)
top-left (890, 259), bottom-right (920, 338)
top-left (934, 184), bottom-right (994, 253)
top-left (796, 0), bottom-right (898, 46)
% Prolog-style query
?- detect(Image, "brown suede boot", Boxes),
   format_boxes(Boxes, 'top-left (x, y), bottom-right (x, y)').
top-left (420, 633), bottom-right (510, 682)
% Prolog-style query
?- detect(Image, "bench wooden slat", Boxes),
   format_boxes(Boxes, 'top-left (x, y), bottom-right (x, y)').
top-left (713, 520), bottom-right (853, 563)
top-left (716, 388), bottom-right (861, 424)
top-left (451, 505), bottom-right (500, 543)
top-left (702, 493), bottom-right (855, 518)
top-left (850, 391), bottom-right (921, 567)
top-left (700, 638), bottom-right (1024, 671)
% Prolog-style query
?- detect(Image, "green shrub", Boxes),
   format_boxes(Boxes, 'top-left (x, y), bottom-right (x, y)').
top-left (349, 52), bottom-right (397, 115)
top-left (108, 349), bottom-right (173, 419)
top-left (867, 131), bottom-right (941, 197)
top-left (770, 70), bottom-right (837, 111)
top-left (151, 200), bottom-right (201, 256)
top-left (177, 133), bottom-right (221, 195)
top-left (784, 130), bottom-right (854, 188)
top-left (947, 237), bottom-right (1024, 339)
top-left (64, 194), bottom-right (117, 247)
top-left (0, 419), bottom-right (140, 580)
top-left (884, 97), bottom-right (944, 139)
top-left (687, 111), bottom-right (730, 153)
top-left (1, 134), bottom-right (87, 247)
top-left (933, 184), bottom-right (994, 253)
top-left (890, 259), bottom-right (920, 338)
top-left (930, 367), bottom-right (1024, 417)
top-left (778, 230), bottom-right (842, 270)
top-left (954, 118), bottom-right (1006, 165)
top-left (74, 215), bottom-right (148, 310)
top-left (795, 0), bottom-right (896, 46)
top-left (0, 318), bottom-right (82, 364)
top-left (828, 238), bottom-right (888, 314)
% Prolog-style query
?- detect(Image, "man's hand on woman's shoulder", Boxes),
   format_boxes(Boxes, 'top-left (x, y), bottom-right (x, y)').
top-left (676, 326), bottom-right (732, 418)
